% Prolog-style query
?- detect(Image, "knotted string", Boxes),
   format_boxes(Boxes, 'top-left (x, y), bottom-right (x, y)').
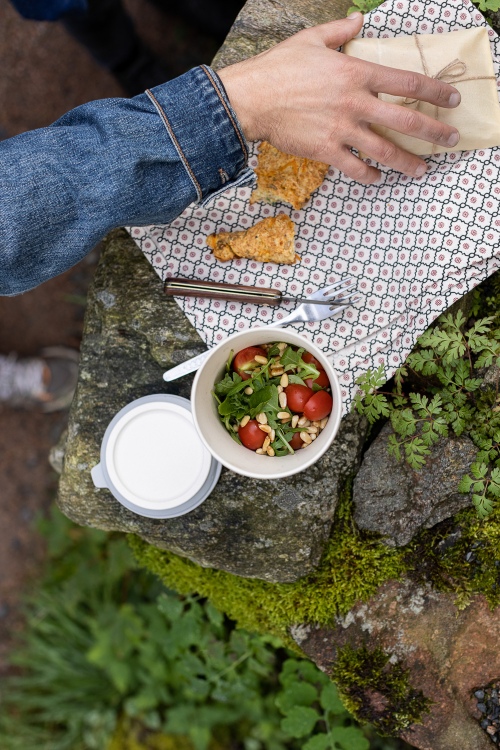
top-left (401, 34), bottom-right (496, 152)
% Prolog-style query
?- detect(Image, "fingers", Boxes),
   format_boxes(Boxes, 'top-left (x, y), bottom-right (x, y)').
top-left (308, 12), bottom-right (364, 50)
top-left (368, 98), bottom-right (460, 148)
top-left (354, 130), bottom-right (428, 178)
top-left (368, 62), bottom-right (461, 109)
top-left (333, 147), bottom-right (382, 184)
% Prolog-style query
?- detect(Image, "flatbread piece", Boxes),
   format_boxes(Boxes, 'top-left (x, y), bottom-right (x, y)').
top-left (207, 214), bottom-right (298, 264)
top-left (250, 141), bottom-right (329, 210)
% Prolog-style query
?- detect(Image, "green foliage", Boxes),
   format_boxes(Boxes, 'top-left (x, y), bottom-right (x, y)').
top-left (347, 0), bottom-right (381, 14)
top-left (277, 660), bottom-right (370, 750)
top-left (347, 0), bottom-right (500, 18)
top-left (354, 308), bottom-right (500, 516)
top-left (129, 483), bottom-right (405, 641)
top-left (458, 463), bottom-right (500, 518)
top-left (331, 647), bottom-right (431, 735)
top-left (0, 506), bottom-right (404, 750)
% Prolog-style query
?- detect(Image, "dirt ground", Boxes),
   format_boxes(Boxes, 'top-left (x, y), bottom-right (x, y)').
top-left (0, 0), bottom-right (226, 673)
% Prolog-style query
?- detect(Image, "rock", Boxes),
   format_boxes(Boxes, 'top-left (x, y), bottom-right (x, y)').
top-left (292, 578), bottom-right (500, 750)
top-left (212, 0), bottom-right (352, 69)
top-left (49, 430), bottom-right (67, 475)
top-left (352, 422), bottom-right (477, 547)
top-left (57, 230), bottom-right (368, 582)
top-left (478, 364), bottom-right (500, 393)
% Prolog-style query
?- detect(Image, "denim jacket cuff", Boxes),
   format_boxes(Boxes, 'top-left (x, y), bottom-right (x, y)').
top-left (147, 65), bottom-right (251, 204)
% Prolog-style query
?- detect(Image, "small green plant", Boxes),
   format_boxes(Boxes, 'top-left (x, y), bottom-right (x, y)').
top-left (354, 310), bottom-right (500, 516)
top-left (458, 464), bottom-right (500, 518)
top-left (276, 659), bottom-right (370, 750)
top-left (0, 506), bottom-right (404, 750)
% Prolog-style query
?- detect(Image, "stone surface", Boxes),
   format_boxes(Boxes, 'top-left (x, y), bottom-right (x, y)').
top-left (57, 230), bottom-right (368, 582)
top-left (292, 579), bottom-right (500, 750)
top-left (352, 422), bottom-right (477, 547)
top-left (212, 0), bottom-right (352, 69)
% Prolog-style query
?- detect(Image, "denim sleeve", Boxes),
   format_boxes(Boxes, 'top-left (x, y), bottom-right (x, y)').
top-left (0, 65), bottom-right (250, 295)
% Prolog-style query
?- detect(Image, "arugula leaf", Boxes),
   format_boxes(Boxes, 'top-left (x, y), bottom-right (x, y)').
top-left (214, 372), bottom-right (245, 396)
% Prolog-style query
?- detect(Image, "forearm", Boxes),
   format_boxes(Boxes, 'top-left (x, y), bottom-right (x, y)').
top-left (0, 65), bottom-right (249, 295)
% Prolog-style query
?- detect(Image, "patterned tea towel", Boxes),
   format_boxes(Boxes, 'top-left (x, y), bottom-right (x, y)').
top-left (129, 0), bottom-right (500, 416)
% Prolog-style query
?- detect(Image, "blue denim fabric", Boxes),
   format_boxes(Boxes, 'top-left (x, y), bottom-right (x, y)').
top-left (0, 66), bottom-right (251, 295)
top-left (10, 0), bottom-right (87, 21)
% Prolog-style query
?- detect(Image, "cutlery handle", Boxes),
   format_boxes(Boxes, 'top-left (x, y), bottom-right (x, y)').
top-left (164, 277), bottom-right (282, 305)
top-left (163, 350), bottom-right (210, 381)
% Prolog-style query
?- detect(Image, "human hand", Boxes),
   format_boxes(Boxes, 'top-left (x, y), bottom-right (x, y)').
top-left (217, 13), bottom-right (461, 183)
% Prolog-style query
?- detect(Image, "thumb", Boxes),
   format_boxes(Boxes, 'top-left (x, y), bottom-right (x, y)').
top-left (311, 13), bottom-right (364, 49)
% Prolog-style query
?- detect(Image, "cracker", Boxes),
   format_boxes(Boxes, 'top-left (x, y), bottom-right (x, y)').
top-left (207, 214), bottom-right (298, 264)
top-left (250, 141), bottom-right (329, 210)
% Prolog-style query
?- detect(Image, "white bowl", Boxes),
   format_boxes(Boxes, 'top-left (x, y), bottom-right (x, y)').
top-left (191, 329), bottom-right (343, 480)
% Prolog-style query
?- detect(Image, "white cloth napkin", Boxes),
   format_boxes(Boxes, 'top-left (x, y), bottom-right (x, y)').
top-left (128, 0), bottom-right (500, 415)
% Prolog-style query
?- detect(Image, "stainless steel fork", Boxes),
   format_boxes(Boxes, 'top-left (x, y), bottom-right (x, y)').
top-left (162, 278), bottom-right (360, 381)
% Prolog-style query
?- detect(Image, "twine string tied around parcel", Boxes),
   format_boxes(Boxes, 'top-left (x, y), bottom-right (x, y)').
top-left (402, 33), bottom-right (496, 151)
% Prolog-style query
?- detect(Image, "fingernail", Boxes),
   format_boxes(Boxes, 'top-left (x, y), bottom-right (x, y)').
top-left (448, 91), bottom-right (461, 107)
top-left (415, 164), bottom-right (427, 178)
top-left (447, 131), bottom-right (460, 147)
top-left (348, 11), bottom-right (362, 18)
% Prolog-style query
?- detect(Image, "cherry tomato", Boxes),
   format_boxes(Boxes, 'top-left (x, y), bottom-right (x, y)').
top-left (303, 391), bottom-right (333, 421)
top-left (238, 419), bottom-right (266, 450)
top-left (302, 351), bottom-right (325, 370)
top-left (289, 432), bottom-right (304, 450)
top-left (305, 370), bottom-right (331, 389)
top-left (285, 384), bottom-right (314, 413)
top-left (233, 346), bottom-right (267, 381)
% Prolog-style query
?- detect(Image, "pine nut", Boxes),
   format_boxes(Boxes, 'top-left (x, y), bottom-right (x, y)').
top-left (300, 431), bottom-right (312, 444)
top-left (244, 387), bottom-right (254, 395)
top-left (279, 392), bottom-right (287, 409)
top-left (271, 367), bottom-right (284, 377)
top-left (277, 412), bottom-right (290, 420)
top-left (298, 416), bottom-right (310, 427)
top-left (291, 414), bottom-right (299, 428)
top-left (269, 428), bottom-right (275, 442)
top-left (255, 448), bottom-right (265, 454)
top-left (307, 426), bottom-right (318, 434)
top-left (320, 418), bottom-right (329, 430)
top-left (277, 385), bottom-right (283, 394)
top-left (240, 415), bottom-right (250, 428)
top-left (256, 412), bottom-right (268, 424)
top-left (312, 421), bottom-right (321, 428)
top-left (259, 424), bottom-right (272, 434)
top-left (310, 433), bottom-right (317, 440)
top-left (267, 446), bottom-right (275, 457)
top-left (262, 436), bottom-right (271, 451)
top-left (254, 355), bottom-right (268, 365)
top-left (277, 342), bottom-right (287, 353)
top-left (280, 373), bottom-right (289, 388)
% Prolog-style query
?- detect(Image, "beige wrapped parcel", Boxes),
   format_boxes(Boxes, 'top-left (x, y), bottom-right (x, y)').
top-left (344, 27), bottom-right (500, 156)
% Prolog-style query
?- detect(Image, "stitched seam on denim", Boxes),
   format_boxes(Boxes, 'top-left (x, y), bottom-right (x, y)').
top-left (200, 65), bottom-right (248, 162)
top-left (146, 88), bottom-right (202, 201)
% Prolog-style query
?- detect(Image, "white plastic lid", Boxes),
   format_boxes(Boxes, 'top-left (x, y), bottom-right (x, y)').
top-left (104, 401), bottom-right (213, 510)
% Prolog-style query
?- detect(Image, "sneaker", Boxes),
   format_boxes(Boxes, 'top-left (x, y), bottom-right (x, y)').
top-left (0, 347), bottom-right (79, 412)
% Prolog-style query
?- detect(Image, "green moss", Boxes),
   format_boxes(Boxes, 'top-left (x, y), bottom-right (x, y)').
top-left (129, 483), bottom-right (406, 641)
top-left (406, 504), bottom-right (500, 610)
top-left (129, 464), bottom-right (500, 645)
top-left (331, 645), bottom-right (431, 735)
